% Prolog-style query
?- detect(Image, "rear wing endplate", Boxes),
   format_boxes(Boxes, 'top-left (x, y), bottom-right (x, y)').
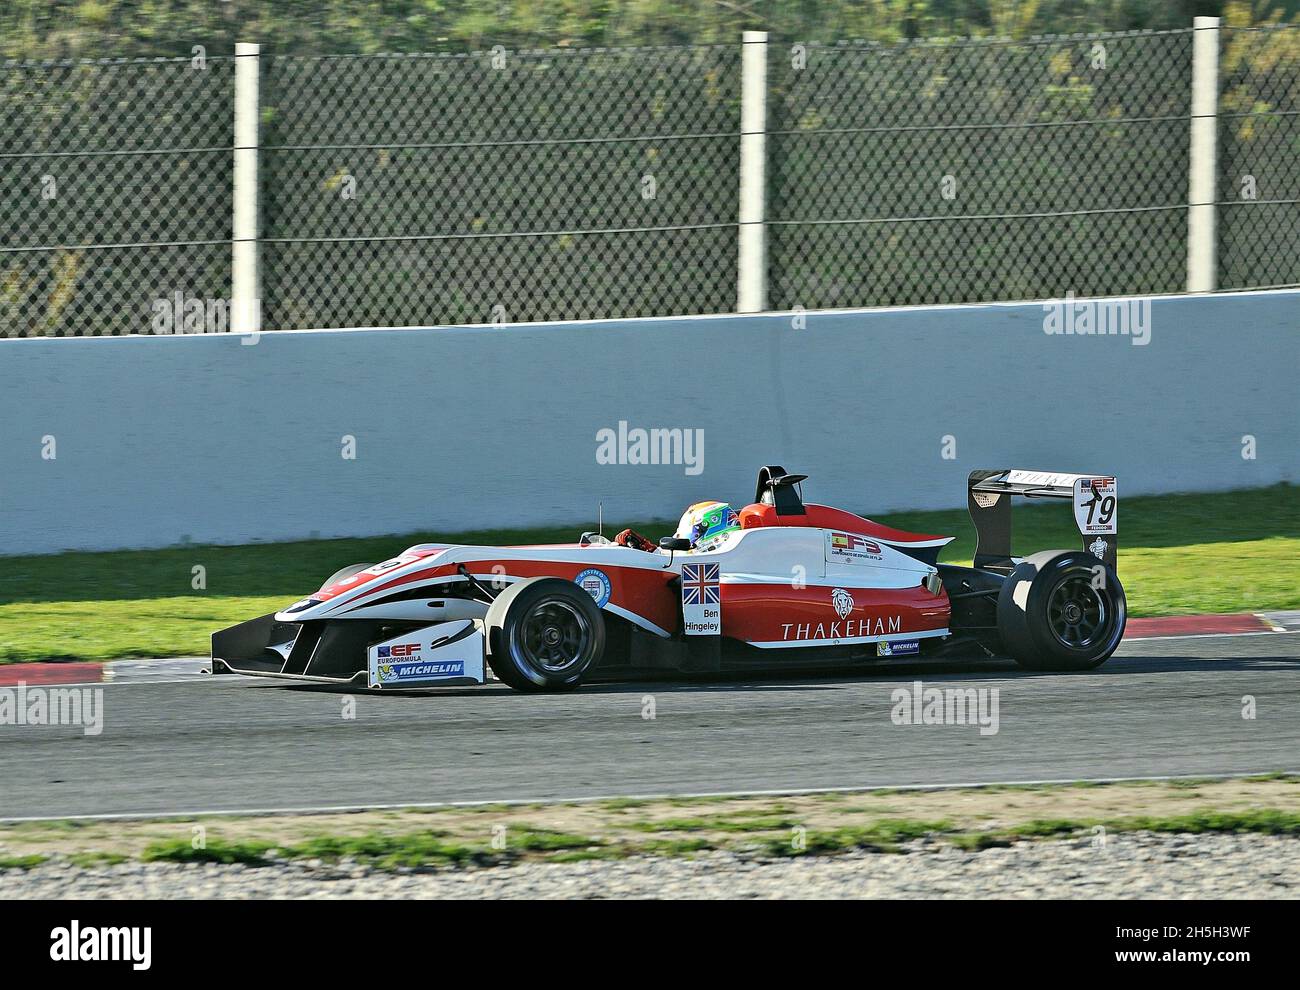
top-left (967, 469), bottom-right (1118, 571)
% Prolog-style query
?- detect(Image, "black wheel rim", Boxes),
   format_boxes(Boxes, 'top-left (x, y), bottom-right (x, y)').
top-left (516, 599), bottom-right (591, 673)
top-left (1047, 575), bottom-right (1108, 650)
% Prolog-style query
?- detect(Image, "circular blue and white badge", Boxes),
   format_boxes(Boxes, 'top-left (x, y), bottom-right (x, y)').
top-left (575, 568), bottom-right (612, 608)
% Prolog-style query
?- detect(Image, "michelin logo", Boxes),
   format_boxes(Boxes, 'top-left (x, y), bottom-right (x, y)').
top-left (877, 639), bottom-right (921, 657)
top-left (379, 660), bottom-right (466, 683)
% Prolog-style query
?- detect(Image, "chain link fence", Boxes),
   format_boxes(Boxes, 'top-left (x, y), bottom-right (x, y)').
top-left (258, 46), bottom-right (740, 329)
top-left (2, 25), bottom-right (1296, 336)
top-left (1217, 26), bottom-right (1300, 291)
top-left (0, 55), bottom-right (234, 336)
top-left (767, 30), bottom-right (1194, 309)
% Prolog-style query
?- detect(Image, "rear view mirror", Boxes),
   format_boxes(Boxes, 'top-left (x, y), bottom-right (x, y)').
top-left (659, 537), bottom-right (691, 551)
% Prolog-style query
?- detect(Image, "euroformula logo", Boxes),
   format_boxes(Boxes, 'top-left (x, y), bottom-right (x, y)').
top-left (1042, 291), bottom-right (1151, 346)
top-left (377, 643), bottom-right (422, 659)
top-left (595, 421), bottom-right (704, 476)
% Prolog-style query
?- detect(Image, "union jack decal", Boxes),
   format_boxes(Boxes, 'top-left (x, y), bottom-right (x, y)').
top-left (681, 562), bottom-right (720, 606)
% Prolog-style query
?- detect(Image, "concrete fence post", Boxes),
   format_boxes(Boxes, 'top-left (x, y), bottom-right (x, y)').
top-left (232, 42), bottom-right (262, 332)
top-left (1186, 16), bottom-right (1221, 293)
top-left (737, 30), bottom-right (769, 313)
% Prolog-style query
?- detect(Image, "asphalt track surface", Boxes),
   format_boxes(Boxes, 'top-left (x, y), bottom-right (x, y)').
top-left (2, 633), bottom-right (1297, 820)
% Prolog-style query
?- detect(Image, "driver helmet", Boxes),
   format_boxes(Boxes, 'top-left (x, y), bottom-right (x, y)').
top-left (675, 500), bottom-right (741, 551)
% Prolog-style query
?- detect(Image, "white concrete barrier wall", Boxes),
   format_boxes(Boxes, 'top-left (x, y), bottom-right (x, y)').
top-left (1, 291), bottom-right (1296, 556)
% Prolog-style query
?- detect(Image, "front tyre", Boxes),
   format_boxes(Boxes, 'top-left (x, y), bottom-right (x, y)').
top-left (486, 577), bottom-right (606, 691)
top-left (998, 550), bottom-right (1126, 671)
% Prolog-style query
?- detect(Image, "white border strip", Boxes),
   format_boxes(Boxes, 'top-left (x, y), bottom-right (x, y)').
top-left (1124, 629), bottom-right (1287, 643)
top-left (5, 770), bottom-right (1295, 825)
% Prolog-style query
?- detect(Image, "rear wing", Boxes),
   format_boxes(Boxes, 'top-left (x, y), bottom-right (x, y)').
top-left (967, 469), bottom-right (1118, 571)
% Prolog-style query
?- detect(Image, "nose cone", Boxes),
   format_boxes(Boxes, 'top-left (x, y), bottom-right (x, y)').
top-left (274, 597), bottom-right (328, 622)
top-left (276, 545), bottom-right (462, 621)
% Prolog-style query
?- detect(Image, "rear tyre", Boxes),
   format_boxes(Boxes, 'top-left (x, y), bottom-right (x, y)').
top-left (998, 550), bottom-right (1126, 671)
top-left (486, 577), bottom-right (606, 692)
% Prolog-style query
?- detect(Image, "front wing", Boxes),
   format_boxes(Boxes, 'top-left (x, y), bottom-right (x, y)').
top-left (211, 615), bottom-right (487, 688)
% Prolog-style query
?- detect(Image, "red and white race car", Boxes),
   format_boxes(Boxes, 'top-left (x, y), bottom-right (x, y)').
top-left (211, 466), bottom-right (1125, 691)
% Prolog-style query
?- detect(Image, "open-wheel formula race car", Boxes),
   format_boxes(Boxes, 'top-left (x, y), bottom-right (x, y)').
top-left (211, 466), bottom-right (1126, 692)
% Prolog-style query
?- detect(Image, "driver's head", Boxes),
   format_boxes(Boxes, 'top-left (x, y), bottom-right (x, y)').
top-left (676, 501), bottom-right (740, 551)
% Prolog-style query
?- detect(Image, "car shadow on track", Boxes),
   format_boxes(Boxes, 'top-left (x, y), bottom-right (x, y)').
top-left (256, 649), bottom-right (1298, 699)
top-left (1100, 654), bottom-right (1300, 675)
